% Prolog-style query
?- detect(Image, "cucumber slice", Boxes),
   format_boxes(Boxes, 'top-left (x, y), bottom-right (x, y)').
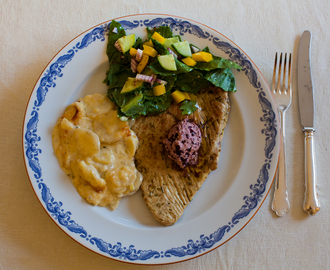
top-left (121, 77), bottom-right (144, 94)
top-left (117, 34), bottom-right (135, 53)
top-left (157, 54), bottom-right (177, 71)
top-left (163, 37), bottom-right (180, 49)
top-left (172, 41), bottom-right (192, 57)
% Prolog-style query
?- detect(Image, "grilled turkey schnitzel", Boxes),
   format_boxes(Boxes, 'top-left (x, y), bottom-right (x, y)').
top-left (131, 86), bottom-right (230, 226)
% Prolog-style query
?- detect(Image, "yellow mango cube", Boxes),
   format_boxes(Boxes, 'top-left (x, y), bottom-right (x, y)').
top-left (151, 32), bottom-right (166, 45)
top-left (183, 92), bottom-right (191, 100)
top-left (192, 52), bottom-right (213, 62)
top-left (181, 57), bottom-right (197, 67)
top-left (137, 54), bottom-right (149, 73)
top-left (153, 84), bottom-right (166, 96)
top-left (129, 47), bottom-right (137, 57)
top-left (143, 45), bottom-right (158, 57)
top-left (143, 39), bottom-right (154, 47)
top-left (171, 90), bottom-right (187, 103)
top-left (188, 93), bottom-right (197, 101)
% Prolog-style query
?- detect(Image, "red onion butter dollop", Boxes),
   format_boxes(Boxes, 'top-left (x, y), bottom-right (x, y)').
top-left (163, 117), bottom-right (202, 169)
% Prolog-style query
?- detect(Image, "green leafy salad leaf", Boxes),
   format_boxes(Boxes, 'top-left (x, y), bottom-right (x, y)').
top-left (194, 47), bottom-right (242, 71)
top-left (143, 76), bottom-right (176, 115)
top-left (175, 70), bottom-right (211, 94)
top-left (147, 26), bottom-right (174, 39)
top-left (194, 56), bottom-right (241, 71)
top-left (105, 20), bottom-right (241, 119)
top-left (106, 20), bottom-right (126, 63)
top-left (180, 100), bottom-right (198, 115)
top-left (150, 38), bottom-right (168, 55)
top-left (104, 20), bottom-right (133, 89)
top-left (204, 68), bottom-right (237, 92)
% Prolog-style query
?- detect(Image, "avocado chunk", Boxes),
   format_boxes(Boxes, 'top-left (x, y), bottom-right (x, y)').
top-left (172, 40), bottom-right (192, 57)
top-left (157, 54), bottom-right (177, 71)
top-left (121, 93), bottom-right (144, 116)
top-left (117, 34), bottom-right (136, 53)
top-left (121, 77), bottom-right (144, 94)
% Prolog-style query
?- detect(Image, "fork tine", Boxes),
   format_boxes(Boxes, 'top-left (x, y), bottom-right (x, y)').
top-left (282, 53), bottom-right (287, 94)
top-left (277, 53), bottom-right (283, 94)
top-left (272, 52), bottom-right (278, 93)
top-left (288, 53), bottom-right (292, 94)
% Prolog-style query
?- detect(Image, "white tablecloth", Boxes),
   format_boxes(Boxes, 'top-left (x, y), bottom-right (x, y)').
top-left (1, 0), bottom-right (330, 269)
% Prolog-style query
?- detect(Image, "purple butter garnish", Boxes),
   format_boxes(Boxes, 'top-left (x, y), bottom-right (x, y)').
top-left (163, 117), bottom-right (202, 169)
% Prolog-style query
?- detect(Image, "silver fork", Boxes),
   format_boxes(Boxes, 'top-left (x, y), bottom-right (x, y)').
top-left (271, 52), bottom-right (292, 217)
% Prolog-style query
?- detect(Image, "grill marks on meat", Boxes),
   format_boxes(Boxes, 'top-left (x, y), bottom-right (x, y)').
top-left (131, 86), bottom-right (230, 226)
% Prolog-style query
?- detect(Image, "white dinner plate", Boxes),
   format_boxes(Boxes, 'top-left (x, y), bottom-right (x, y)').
top-left (23, 14), bottom-right (279, 265)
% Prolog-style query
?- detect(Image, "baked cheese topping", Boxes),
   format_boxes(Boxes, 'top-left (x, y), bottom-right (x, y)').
top-left (52, 93), bottom-right (142, 210)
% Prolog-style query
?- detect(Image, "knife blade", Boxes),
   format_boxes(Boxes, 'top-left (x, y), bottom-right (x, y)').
top-left (297, 30), bottom-right (320, 215)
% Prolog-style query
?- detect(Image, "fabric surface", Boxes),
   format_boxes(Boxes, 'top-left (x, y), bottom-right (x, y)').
top-left (1, 0), bottom-right (330, 269)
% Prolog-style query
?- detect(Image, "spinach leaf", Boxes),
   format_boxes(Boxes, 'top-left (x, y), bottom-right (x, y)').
top-left (175, 59), bottom-right (194, 73)
top-left (143, 76), bottom-right (176, 114)
top-left (175, 70), bottom-right (211, 94)
top-left (160, 75), bottom-right (177, 92)
top-left (150, 38), bottom-right (168, 55)
top-left (109, 89), bottom-right (146, 118)
top-left (193, 46), bottom-right (242, 71)
top-left (107, 87), bottom-right (128, 108)
top-left (106, 64), bottom-right (134, 88)
top-left (194, 55), bottom-right (241, 71)
top-left (133, 37), bottom-right (143, 50)
top-left (205, 68), bottom-right (237, 92)
top-left (147, 25), bottom-right (173, 39)
top-left (144, 91), bottom-right (172, 115)
top-left (105, 20), bottom-right (133, 88)
top-left (106, 20), bottom-right (126, 63)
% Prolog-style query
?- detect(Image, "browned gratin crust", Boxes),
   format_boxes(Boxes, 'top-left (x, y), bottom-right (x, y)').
top-left (131, 86), bottom-right (230, 226)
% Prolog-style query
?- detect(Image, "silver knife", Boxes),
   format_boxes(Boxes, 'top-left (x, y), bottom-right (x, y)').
top-left (297, 30), bottom-right (320, 215)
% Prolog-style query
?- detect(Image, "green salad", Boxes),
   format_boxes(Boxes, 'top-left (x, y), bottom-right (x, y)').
top-left (104, 20), bottom-right (241, 120)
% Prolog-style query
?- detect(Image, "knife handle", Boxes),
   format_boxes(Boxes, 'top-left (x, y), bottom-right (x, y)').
top-left (271, 109), bottom-right (290, 216)
top-left (303, 128), bottom-right (320, 214)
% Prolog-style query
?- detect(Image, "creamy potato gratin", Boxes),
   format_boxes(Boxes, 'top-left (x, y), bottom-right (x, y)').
top-left (52, 93), bottom-right (142, 210)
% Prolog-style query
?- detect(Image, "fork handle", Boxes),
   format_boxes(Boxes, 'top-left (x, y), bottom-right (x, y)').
top-left (271, 109), bottom-right (290, 216)
top-left (303, 128), bottom-right (320, 215)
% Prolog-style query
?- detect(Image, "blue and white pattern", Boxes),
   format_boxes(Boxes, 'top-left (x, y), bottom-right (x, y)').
top-left (23, 16), bottom-right (277, 262)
